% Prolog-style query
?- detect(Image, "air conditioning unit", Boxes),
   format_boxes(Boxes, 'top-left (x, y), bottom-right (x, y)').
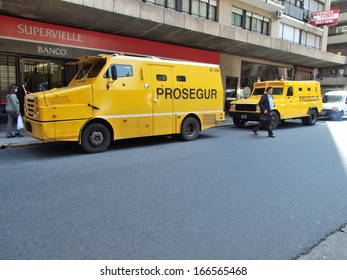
top-left (304, 12), bottom-right (314, 21)
top-left (273, 10), bottom-right (283, 20)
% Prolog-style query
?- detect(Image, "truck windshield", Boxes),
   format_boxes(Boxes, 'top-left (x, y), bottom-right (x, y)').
top-left (253, 88), bottom-right (265, 95)
top-left (75, 60), bottom-right (106, 80)
top-left (323, 95), bottom-right (343, 103)
top-left (272, 88), bottom-right (283, 95)
top-left (253, 87), bottom-right (283, 96)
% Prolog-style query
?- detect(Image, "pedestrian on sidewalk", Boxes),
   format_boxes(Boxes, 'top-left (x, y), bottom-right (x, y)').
top-left (252, 86), bottom-right (275, 138)
top-left (5, 84), bottom-right (24, 138)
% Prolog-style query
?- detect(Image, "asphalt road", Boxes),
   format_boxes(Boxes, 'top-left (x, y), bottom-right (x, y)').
top-left (1, 119), bottom-right (347, 260)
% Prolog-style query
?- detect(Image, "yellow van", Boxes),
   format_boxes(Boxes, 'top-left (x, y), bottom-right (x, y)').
top-left (229, 81), bottom-right (322, 129)
top-left (23, 53), bottom-right (225, 153)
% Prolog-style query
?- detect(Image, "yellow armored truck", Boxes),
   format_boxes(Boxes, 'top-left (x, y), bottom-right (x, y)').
top-left (229, 80), bottom-right (322, 129)
top-left (23, 53), bottom-right (225, 153)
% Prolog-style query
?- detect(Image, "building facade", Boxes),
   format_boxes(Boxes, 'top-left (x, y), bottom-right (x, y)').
top-left (0, 0), bottom-right (346, 115)
top-left (321, 0), bottom-right (347, 92)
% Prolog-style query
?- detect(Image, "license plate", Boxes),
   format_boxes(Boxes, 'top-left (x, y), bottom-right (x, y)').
top-left (241, 115), bottom-right (247, 119)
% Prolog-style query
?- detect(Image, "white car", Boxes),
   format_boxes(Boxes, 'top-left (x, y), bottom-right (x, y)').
top-left (322, 91), bottom-right (347, 121)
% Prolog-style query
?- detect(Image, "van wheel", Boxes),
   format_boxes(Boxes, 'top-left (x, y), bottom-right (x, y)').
top-left (233, 118), bottom-right (245, 128)
top-left (270, 111), bottom-right (280, 130)
top-left (81, 123), bottom-right (111, 153)
top-left (302, 109), bottom-right (318, 126)
top-left (181, 117), bottom-right (200, 141)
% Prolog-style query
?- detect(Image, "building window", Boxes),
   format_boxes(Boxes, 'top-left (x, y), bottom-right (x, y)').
top-left (146, 0), bottom-right (175, 9)
top-left (279, 23), bottom-right (321, 49)
top-left (0, 54), bottom-right (17, 114)
top-left (304, 0), bottom-right (324, 13)
top-left (146, 0), bottom-right (217, 21)
top-left (189, 0), bottom-right (217, 20)
top-left (232, 8), bottom-right (269, 35)
top-left (232, 8), bottom-right (243, 27)
top-left (303, 31), bottom-right (321, 49)
top-left (336, 26), bottom-right (347, 34)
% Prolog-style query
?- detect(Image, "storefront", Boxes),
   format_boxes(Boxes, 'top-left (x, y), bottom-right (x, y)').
top-left (0, 15), bottom-right (220, 117)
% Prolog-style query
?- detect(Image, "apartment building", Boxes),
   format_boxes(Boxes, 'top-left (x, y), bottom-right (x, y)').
top-left (0, 0), bottom-right (345, 112)
top-left (321, 0), bottom-right (347, 92)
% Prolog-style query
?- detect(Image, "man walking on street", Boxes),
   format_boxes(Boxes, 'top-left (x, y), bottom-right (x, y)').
top-left (252, 86), bottom-right (275, 138)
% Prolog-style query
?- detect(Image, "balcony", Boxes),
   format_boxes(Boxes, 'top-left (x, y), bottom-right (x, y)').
top-left (284, 2), bottom-right (304, 21)
top-left (328, 33), bottom-right (347, 44)
top-left (320, 76), bottom-right (347, 87)
top-left (239, 0), bottom-right (285, 12)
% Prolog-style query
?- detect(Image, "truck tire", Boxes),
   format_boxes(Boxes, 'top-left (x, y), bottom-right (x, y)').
top-left (270, 111), bottom-right (280, 130)
top-left (233, 118), bottom-right (245, 128)
top-left (302, 109), bottom-right (318, 126)
top-left (81, 123), bottom-right (111, 153)
top-left (181, 117), bottom-right (200, 141)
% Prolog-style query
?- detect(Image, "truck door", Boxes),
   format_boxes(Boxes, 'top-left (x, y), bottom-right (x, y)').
top-left (283, 86), bottom-right (295, 117)
top-left (150, 65), bottom-right (173, 135)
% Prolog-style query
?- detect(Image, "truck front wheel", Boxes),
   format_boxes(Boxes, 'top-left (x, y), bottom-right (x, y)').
top-left (81, 123), bottom-right (111, 153)
top-left (181, 117), bottom-right (200, 141)
top-left (270, 111), bottom-right (280, 130)
top-left (233, 118), bottom-right (245, 128)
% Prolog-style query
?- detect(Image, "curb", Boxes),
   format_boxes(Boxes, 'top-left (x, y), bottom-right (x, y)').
top-left (0, 138), bottom-right (56, 149)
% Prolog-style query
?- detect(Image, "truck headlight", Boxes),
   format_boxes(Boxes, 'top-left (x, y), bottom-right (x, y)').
top-left (230, 104), bottom-right (235, 110)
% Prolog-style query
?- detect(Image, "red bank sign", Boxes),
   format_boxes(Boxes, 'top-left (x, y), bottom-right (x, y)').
top-left (310, 9), bottom-right (340, 26)
top-left (0, 15), bottom-right (220, 64)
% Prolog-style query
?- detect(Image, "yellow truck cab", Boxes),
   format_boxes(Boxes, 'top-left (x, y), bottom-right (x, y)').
top-left (229, 80), bottom-right (322, 129)
top-left (24, 53), bottom-right (225, 153)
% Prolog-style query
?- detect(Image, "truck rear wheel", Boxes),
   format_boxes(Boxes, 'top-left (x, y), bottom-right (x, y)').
top-left (181, 117), bottom-right (200, 141)
top-left (81, 123), bottom-right (111, 153)
top-left (302, 109), bottom-right (318, 126)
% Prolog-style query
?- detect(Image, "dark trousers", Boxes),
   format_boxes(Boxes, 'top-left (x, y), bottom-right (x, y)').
top-left (6, 111), bottom-right (21, 137)
top-left (253, 114), bottom-right (273, 136)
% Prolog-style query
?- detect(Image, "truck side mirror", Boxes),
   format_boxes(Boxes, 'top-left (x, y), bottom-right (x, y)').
top-left (111, 65), bottom-right (117, 80)
top-left (106, 65), bottom-right (118, 89)
top-left (287, 86), bottom-right (293, 97)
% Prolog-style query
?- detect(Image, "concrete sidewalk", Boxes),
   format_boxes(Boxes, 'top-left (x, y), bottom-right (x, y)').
top-left (1, 121), bottom-right (347, 260)
top-left (0, 130), bottom-right (45, 149)
top-left (297, 224), bottom-right (347, 260)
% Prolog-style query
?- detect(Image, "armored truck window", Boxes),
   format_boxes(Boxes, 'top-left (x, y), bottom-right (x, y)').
top-left (176, 75), bottom-right (186, 82)
top-left (272, 88), bottom-right (283, 95)
top-left (104, 64), bottom-right (133, 78)
top-left (287, 86), bottom-right (293, 96)
top-left (253, 88), bottom-right (265, 95)
top-left (88, 60), bottom-right (107, 78)
top-left (75, 64), bottom-right (93, 80)
top-left (156, 74), bottom-right (167, 81)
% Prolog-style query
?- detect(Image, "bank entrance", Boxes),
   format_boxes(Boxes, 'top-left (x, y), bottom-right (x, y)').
top-left (0, 54), bottom-right (74, 118)
top-left (21, 58), bottom-right (68, 93)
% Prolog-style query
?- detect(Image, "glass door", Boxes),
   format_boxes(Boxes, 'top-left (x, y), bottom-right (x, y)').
top-left (21, 58), bottom-right (65, 93)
